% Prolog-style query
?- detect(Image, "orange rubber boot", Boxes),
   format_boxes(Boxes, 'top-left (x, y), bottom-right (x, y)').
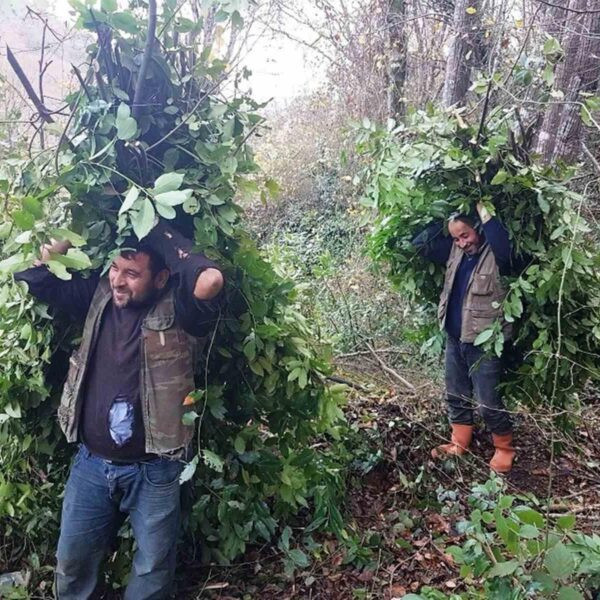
top-left (489, 433), bottom-right (516, 473)
top-left (431, 424), bottom-right (473, 459)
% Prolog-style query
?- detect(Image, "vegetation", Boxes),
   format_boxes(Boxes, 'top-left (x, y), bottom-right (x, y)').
top-left (0, 0), bottom-right (347, 586)
top-left (1, 0), bottom-right (600, 598)
top-left (358, 107), bottom-right (600, 422)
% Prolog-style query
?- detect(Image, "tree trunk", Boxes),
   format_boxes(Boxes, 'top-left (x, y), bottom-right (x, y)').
top-left (386, 0), bottom-right (407, 118)
top-left (535, 0), bottom-right (600, 164)
top-left (442, 0), bottom-right (483, 108)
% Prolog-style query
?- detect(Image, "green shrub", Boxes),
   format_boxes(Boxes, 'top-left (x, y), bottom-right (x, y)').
top-left (406, 478), bottom-right (600, 599)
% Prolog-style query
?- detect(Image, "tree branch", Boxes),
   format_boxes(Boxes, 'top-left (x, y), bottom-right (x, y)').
top-left (533, 0), bottom-right (600, 14)
top-left (6, 45), bottom-right (54, 124)
top-left (133, 0), bottom-right (157, 119)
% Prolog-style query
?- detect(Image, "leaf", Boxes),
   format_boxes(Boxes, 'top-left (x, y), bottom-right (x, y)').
top-left (234, 435), bottom-right (246, 454)
top-left (220, 156), bottom-right (238, 175)
top-left (537, 193), bottom-right (550, 214)
top-left (182, 410), bottom-right (199, 426)
top-left (556, 515), bottom-right (576, 530)
top-left (47, 259), bottom-right (71, 280)
top-left (543, 36), bottom-right (563, 58)
top-left (115, 103), bottom-right (137, 140)
top-left (298, 369), bottom-right (308, 389)
top-left (287, 548), bottom-right (310, 568)
top-left (519, 524), bottom-right (540, 539)
top-left (22, 196), bottom-right (43, 218)
top-left (491, 170), bottom-right (508, 185)
top-left (49, 228), bottom-right (87, 247)
top-left (4, 403), bottom-right (22, 419)
top-left (179, 456), bottom-right (198, 484)
top-left (101, 0), bottom-right (117, 11)
top-left (153, 172), bottom-right (184, 194)
top-left (206, 194), bottom-right (225, 206)
top-left (288, 367), bottom-right (302, 382)
top-left (119, 186), bottom-right (141, 214)
top-left (487, 559), bottom-right (519, 578)
top-left (154, 190), bottom-right (192, 206)
top-left (12, 210), bottom-right (34, 230)
top-left (131, 198), bottom-right (156, 240)
top-left (557, 587), bottom-right (584, 600)
top-left (0, 221), bottom-right (11, 240)
top-left (473, 328), bottom-right (494, 346)
top-left (544, 542), bottom-right (575, 580)
top-left (53, 248), bottom-right (92, 270)
top-left (243, 338), bottom-right (256, 361)
top-left (111, 12), bottom-right (140, 33)
top-left (265, 178), bottom-right (280, 199)
top-left (0, 252), bottom-right (26, 274)
top-left (202, 449), bottom-right (224, 473)
top-left (155, 203), bottom-right (176, 219)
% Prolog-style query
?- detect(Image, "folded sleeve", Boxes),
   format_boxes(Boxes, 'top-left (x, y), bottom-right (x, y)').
top-left (145, 221), bottom-right (224, 337)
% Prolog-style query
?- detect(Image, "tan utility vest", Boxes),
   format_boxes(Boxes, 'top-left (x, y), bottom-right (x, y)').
top-left (58, 279), bottom-right (198, 457)
top-left (438, 243), bottom-right (512, 343)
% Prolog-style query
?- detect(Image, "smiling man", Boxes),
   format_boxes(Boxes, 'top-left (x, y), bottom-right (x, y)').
top-left (14, 220), bottom-right (224, 599)
top-left (412, 203), bottom-right (518, 474)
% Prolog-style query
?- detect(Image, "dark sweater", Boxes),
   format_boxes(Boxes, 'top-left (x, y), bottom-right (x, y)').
top-left (15, 227), bottom-right (223, 461)
top-left (412, 218), bottom-right (513, 339)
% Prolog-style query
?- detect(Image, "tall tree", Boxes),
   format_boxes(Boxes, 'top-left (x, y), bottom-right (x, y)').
top-left (535, 0), bottom-right (600, 163)
top-left (442, 0), bottom-right (483, 108)
top-left (386, 0), bottom-right (408, 117)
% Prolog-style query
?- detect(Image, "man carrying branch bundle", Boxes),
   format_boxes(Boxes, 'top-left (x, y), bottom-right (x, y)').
top-left (15, 221), bottom-right (224, 599)
top-left (413, 202), bottom-right (517, 474)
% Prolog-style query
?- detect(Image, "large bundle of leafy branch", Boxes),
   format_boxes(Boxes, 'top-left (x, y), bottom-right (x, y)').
top-left (357, 108), bottom-right (600, 423)
top-left (0, 0), bottom-right (347, 572)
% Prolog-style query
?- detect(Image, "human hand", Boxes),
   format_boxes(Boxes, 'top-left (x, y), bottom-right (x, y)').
top-left (40, 238), bottom-right (72, 263)
top-left (476, 201), bottom-right (492, 224)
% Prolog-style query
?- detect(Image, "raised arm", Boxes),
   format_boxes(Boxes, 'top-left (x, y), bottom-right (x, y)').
top-left (411, 220), bottom-right (452, 266)
top-left (476, 203), bottom-right (514, 276)
top-left (145, 220), bottom-right (225, 336)
top-left (14, 239), bottom-right (99, 319)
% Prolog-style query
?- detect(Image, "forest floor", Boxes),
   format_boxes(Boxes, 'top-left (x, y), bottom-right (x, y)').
top-left (180, 354), bottom-right (600, 600)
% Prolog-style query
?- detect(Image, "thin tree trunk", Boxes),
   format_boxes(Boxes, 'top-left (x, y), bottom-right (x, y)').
top-left (386, 0), bottom-right (407, 118)
top-left (536, 0), bottom-right (600, 164)
top-left (442, 0), bottom-right (483, 108)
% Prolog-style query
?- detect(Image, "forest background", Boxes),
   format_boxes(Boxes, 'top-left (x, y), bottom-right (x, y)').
top-left (1, 0), bottom-right (600, 599)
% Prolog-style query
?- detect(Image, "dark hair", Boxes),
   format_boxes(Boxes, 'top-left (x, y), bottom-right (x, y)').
top-left (120, 241), bottom-right (167, 277)
top-left (447, 213), bottom-right (481, 231)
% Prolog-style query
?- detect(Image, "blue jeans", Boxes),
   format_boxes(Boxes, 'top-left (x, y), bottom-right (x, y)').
top-left (445, 335), bottom-right (512, 434)
top-left (55, 446), bottom-right (183, 600)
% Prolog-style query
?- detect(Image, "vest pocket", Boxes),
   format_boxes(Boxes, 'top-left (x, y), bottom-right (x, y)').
top-left (471, 273), bottom-right (493, 296)
top-left (143, 329), bottom-right (186, 360)
top-left (143, 328), bottom-right (195, 453)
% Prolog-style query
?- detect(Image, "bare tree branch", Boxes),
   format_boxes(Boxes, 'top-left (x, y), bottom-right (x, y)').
top-left (6, 45), bottom-right (54, 124)
top-left (533, 0), bottom-right (600, 14)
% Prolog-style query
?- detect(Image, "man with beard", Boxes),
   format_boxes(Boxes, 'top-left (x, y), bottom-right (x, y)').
top-left (412, 202), bottom-right (517, 473)
top-left (15, 220), bottom-right (224, 599)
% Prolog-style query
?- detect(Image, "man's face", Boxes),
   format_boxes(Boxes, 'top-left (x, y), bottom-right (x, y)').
top-left (108, 252), bottom-right (167, 308)
top-left (448, 220), bottom-right (481, 255)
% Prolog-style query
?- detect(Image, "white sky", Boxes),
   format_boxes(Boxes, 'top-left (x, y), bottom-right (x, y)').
top-left (0, 0), bottom-right (321, 104)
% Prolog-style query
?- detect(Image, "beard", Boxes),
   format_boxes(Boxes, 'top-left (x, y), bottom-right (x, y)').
top-left (111, 287), bottom-right (157, 309)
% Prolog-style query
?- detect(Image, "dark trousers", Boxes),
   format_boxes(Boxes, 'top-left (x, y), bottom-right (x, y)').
top-left (444, 335), bottom-right (512, 435)
top-left (55, 445), bottom-right (183, 600)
